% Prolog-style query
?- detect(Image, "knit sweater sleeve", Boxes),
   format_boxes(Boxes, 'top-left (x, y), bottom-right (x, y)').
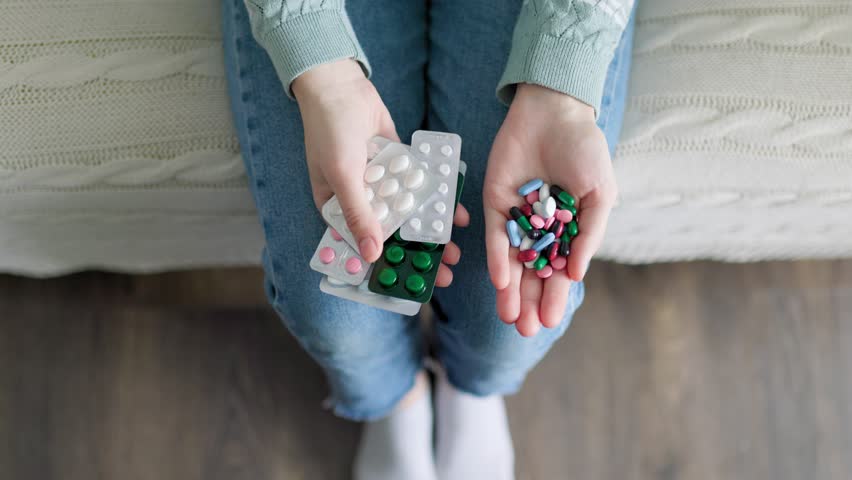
top-left (243, 0), bottom-right (369, 98)
top-left (497, 0), bottom-right (635, 113)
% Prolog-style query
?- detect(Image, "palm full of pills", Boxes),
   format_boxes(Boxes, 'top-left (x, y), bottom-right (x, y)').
top-left (310, 132), bottom-right (464, 313)
top-left (507, 179), bottom-right (579, 279)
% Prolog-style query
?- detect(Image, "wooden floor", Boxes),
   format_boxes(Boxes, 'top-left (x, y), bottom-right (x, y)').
top-left (0, 260), bottom-right (850, 480)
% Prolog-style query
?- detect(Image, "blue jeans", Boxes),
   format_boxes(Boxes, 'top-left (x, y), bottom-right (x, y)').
top-left (222, 0), bottom-right (636, 421)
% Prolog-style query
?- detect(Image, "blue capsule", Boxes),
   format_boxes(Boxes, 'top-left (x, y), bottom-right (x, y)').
top-left (531, 232), bottom-right (556, 252)
top-left (506, 220), bottom-right (522, 248)
top-left (518, 178), bottom-right (544, 196)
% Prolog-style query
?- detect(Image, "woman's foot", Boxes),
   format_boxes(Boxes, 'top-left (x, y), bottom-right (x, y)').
top-left (434, 373), bottom-right (515, 480)
top-left (353, 372), bottom-right (437, 480)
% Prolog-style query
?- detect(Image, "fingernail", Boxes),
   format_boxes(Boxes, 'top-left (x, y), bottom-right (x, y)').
top-left (359, 238), bottom-right (377, 260)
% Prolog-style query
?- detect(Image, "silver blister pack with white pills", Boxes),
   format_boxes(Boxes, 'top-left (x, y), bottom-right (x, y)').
top-left (320, 274), bottom-right (421, 316)
top-left (398, 131), bottom-right (462, 244)
top-left (309, 227), bottom-right (370, 285)
top-left (321, 136), bottom-right (446, 250)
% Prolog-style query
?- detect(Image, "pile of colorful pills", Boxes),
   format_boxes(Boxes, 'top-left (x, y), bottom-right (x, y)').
top-left (506, 179), bottom-right (579, 279)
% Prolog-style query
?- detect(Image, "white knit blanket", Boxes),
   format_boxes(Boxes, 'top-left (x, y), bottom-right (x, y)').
top-left (0, 0), bottom-right (850, 275)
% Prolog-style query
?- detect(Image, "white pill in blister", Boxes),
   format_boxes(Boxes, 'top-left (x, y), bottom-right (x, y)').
top-left (440, 145), bottom-right (453, 156)
top-left (373, 201), bottom-right (389, 221)
top-left (327, 276), bottom-right (347, 286)
top-left (378, 178), bottom-right (399, 197)
top-left (439, 163), bottom-right (451, 176)
top-left (409, 218), bottom-right (422, 231)
top-left (330, 203), bottom-right (343, 216)
top-left (432, 220), bottom-right (444, 232)
top-left (389, 154), bottom-right (410, 173)
top-left (394, 192), bottom-right (415, 213)
top-left (364, 187), bottom-right (374, 202)
top-left (404, 169), bottom-right (425, 190)
top-left (419, 143), bottom-right (431, 154)
top-left (365, 165), bottom-right (385, 183)
top-left (438, 183), bottom-right (449, 194)
top-left (434, 202), bottom-right (447, 214)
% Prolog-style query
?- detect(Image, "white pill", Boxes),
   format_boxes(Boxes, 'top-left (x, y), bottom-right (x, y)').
top-left (409, 218), bottom-right (422, 231)
top-left (330, 203), bottom-right (343, 216)
top-left (327, 276), bottom-right (347, 286)
top-left (438, 163), bottom-right (451, 176)
top-left (544, 196), bottom-right (557, 218)
top-left (440, 145), bottom-right (453, 156)
top-left (438, 183), bottom-right (449, 194)
top-left (520, 236), bottom-right (534, 251)
top-left (364, 187), bottom-right (374, 202)
top-left (524, 261), bottom-right (536, 269)
top-left (539, 183), bottom-right (550, 202)
top-left (420, 161), bottom-right (429, 170)
top-left (389, 154), bottom-right (410, 173)
top-left (434, 201), bottom-right (447, 214)
top-left (364, 165), bottom-right (385, 183)
top-left (419, 143), bottom-right (431, 154)
top-left (394, 192), bottom-right (415, 213)
top-left (373, 201), bottom-right (389, 221)
top-left (532, 201), bottom-right (545, 218)
top-left (378, 178), bottom-right (399, 197)
top-left (404, 169), bottom-right (425, 190)
top-left (432, 220), bottom-right (444, 232)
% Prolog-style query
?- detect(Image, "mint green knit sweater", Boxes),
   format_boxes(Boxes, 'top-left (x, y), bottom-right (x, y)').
top-left (244, 0), bottom-right (633, 112)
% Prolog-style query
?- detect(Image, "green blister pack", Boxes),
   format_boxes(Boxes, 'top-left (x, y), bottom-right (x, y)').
top-left (368, 166), bottom-right (465, 303)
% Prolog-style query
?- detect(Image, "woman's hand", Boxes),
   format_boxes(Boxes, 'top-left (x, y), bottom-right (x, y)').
top-left (484, 84), bottom-right (618, 336)
top-left (293, 59), bottom-right (398, 263)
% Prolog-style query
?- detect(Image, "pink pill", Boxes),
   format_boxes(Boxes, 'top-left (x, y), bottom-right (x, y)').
top-left (550, 256), bottom-right (567, 270)
top-left (536, 265), bottom-right (553, 279)
top-left (330, 229), bottom-right (343, 241)
top-left (319, 247), bottom-right (336, 264)
top-left (525, 191), bottom-right (539, 205)
top-left (556, 209), bottom-right (573, 223)
top-left (345, 257), bottom-right (362, 274)
top-left (544, 216), bottom-right (556, 230)
top-left (520, 204), bottom-right (533, 217)
top-left (530, 215), bottom-right (545, 229)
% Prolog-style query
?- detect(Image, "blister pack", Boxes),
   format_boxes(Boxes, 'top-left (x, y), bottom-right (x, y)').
top-left (399, 131), bottom-right (462, 244)
top-left (367, 162), bottom-right (466, 303)
top-left (321, 131), bottom-right (460, 250)
top-left (309, 227), bottom-right (370, 285)
top-left (320, 274), bottom-right (421, 316)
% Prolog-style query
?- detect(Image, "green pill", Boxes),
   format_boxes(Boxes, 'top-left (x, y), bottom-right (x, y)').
top-left (385, 245), bottom-right (405, 265)
top-left (405, 275), bottom-right (426, 295)
top-left (377, 268), bottom-right (398, 288)
top-left (422, 242), bottom-right (439, 251)
top-left (413, 252), bottom-right (433, 272)
top-left (517, 216), bottom-right (532, 232)
top-left (557, 191), bottom-right (575, 207)
top-left (393, 230), bottom-right (407, 244)
top-left (567, 205), bottom-right (577, 216)
top-left (567, 221), bottom-right (579, 237)
top-left (534, 256), bottom-right (549, 271)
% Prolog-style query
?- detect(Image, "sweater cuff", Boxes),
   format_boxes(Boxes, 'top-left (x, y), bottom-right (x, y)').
top-left (255, 10), bottom-right (371, 99)
top-left (497, 34), bottom-right (613, 115)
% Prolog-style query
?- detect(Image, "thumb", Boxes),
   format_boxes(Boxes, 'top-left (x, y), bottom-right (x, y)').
top-left (326, 159), bottom-right (384, 262)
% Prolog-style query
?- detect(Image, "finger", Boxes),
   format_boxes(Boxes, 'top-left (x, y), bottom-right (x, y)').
top-left (377, 110), bottom-right (401, 143)
top-left (441, 242), bottom-right (461, 266)
top-left (540, 273), bottom-right (572, 329)
top-left (485, 201), bottom-right (511, 290)
top-left (496, 258), bottom-right (523, 324)
top-left (453, 203), bottom-right (471, 227)
top-left (326, 159), bottom-right (384, 263)
top-left (435, 263), bottom-right (454, 288)
top-left (516, 269), bottom-right (543, 337)
top-left (567, 189), bottom-right (614, 281)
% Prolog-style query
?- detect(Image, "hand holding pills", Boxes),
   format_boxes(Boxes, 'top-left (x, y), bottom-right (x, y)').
top-left (484, 84), bottom-right (618, 337)
top-left (293, 59), bottom-right (399, 263)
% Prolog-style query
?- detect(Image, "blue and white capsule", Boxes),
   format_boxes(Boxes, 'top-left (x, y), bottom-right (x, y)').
top-left (531, 232), bottom-right (556, 252)
top-left (518, 178), bottom-right (544, 196)
top-left (506, 220), bottom-right (522, 248)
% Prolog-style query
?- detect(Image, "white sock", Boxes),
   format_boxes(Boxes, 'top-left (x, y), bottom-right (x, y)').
top-left (435, 373), bottom-right (515, 480)
top-left (353, 374), bottom-right (437, 480)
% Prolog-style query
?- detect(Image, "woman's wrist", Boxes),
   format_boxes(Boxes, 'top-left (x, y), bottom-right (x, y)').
top-left (292, 58), bottom-right (366, 102)
top-left (512, 83), bottom-right (595, 122)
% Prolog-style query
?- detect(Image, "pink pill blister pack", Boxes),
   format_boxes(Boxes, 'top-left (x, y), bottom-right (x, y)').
top-left (320, 273), bottom-right (421, 316)
top-left (321, 131), bottom-right (460, 250)
top-left (309, 227), bottom-right (370, 285)
top-left (399, 131), bottom-right (462, 245)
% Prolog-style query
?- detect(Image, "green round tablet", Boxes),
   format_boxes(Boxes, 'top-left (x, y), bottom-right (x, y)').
top-left (385, 245), bottom-right (405, 265)
top-left (421, 242), bottom-right (439, 251)
top-left (377, 268), bottom-right (398, 288)
top-left (412, 252), bottom-right (433, 272)
top-left (405, 275), bottom-right (426, 295)
top-left (393, 230), bottom-right (407, 244)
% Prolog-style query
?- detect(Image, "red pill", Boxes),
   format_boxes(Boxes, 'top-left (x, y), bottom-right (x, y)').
top-left (518, 250), bottom-right (538, 262)
top-left (554, 222), bottom-right (564, 237)
top-left (520, 204), bottom-right (533, 217)
top-left (551, 256), bottom-right (567, 270)
top-left (525, 190), bottom-right (539, 205)
top-left (530, 215), bottom-right (545, 229)
top-left (556, 209), bottom-right (573, 223)
top-left (544, 216), bottom-right (556, 230)
top-left (536, 265), bottom-right (553, 279)
top-left (547, 243), bottom-right (559, 261)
